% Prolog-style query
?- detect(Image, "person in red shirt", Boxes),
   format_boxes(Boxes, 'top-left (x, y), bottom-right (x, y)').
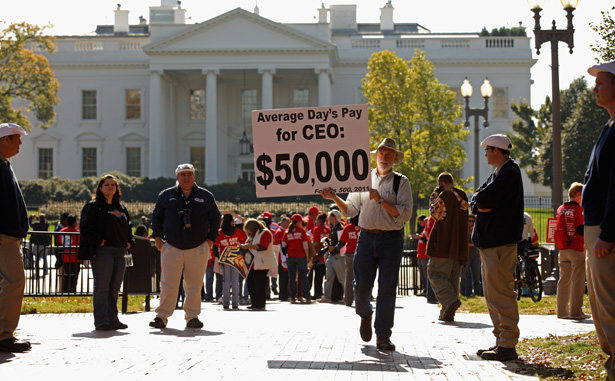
top-left (555, 182), bottom-right (588, 320)
top-left (418, 216), bottom-right (437, 304)
top-left (305, 206), bottom-right (321, 232)
top-left (309, 213), bottom-right (329, 299)
top-left (59, 215), bottom-right (80, 293)
top-left (337, 214), bottom-right (360, 306)
top-left (274, 217), bottom-right (290, 301)
top-left (213, 214), bottom-right (246, 309)
top-left (239, 219), bottom-right (276, 310)
top-left (281, 214), bottom-right (311, 303)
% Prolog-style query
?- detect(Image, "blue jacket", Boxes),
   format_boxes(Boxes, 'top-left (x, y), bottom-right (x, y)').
top-left (582, 123), bottom-right (615, 242)
top-left (151, 185), bottom-right (220, 250)
top-left (470, 159), bottom-right (524, 249)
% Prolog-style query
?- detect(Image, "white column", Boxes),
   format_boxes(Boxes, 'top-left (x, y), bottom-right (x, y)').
top-left (316, 68), bottom-right (332, 107)
top-left (204, 69), bottom-right (219, 185)
top-left (259, 68), bottom-right (275, 110)
top-left (148, 69), bottom-right (164, 178)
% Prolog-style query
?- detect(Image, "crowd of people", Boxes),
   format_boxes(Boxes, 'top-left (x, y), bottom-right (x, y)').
top-left (2, 59), bottom-right (615, 379)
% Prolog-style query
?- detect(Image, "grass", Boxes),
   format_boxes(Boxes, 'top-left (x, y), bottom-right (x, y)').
top-left (21, 295), bottom-right (148, 314)
top-left (515, 332), bottom-right (606, 380)
top-left (457, 294), bottom-right (591, 315)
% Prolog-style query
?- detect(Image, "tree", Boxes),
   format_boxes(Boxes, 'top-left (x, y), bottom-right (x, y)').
top-left (362, 50), bottom-right (468, 229)
top-left (0, 22), bottom-right (59, 130)
top-left (590, 6), bottom-right (615, 62)
top-left (510, 77), bottom-right (607, 189)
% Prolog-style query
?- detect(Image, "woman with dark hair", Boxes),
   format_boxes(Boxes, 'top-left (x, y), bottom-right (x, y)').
top-left (213, 214), bottom-right (246, 309)
top-left (239, 219), bottom-right (276, 310)
top-left (280, 214), bottom-right (312, 304)
top-left (80, 174), bottom-right (134, 330)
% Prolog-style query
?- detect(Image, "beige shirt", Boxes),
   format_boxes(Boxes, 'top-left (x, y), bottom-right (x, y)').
top-left (344, 169), bottom-right (413, 231)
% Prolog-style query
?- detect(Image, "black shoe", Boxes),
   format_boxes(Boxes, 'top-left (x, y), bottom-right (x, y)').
top-left (476, 345), bottom-right (497, 357)
top-left (186, 318), bottom-right (204, 329)
top-left (223, 306), bottom-right (230, 310)
top-left (232, 306), bottom-right (239, 310)
top-left (149, 317), bottom-right (166, 329)
top-left (95, 324), bottom-right (113, 331)
top-left (111, 322), bottom-right (128, 330)
top-left (480, 346), bottom-right (518, 361)
top-left (376, 336), bottom-right (396, 351)
top-left (440, 300), bottom-right (461, 322)
top-left (360, 315), bottom-right (372, 342)
top-left (0, 337), bottom-right (31, 353)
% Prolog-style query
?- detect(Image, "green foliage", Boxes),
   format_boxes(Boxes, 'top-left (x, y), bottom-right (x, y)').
top-left (590, 6), bottom-right (615, 62)
top-left (362, 50), bottom-right (468, 227)
top-left (0, 22), bottom-right (59, 130)
top-left (479, 26), bottom-right (527, 37)
top-left (510, 77), bottom-right (602, 189)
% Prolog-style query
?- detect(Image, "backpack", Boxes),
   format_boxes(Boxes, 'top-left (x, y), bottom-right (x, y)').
top-left (554, 205), bottom-right (576, 250)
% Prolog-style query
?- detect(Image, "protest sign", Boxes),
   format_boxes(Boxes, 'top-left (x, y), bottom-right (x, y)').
top-left (219, 246), bottom-right (253, 279)
top-left (252, 104), bottom-right (370, 198)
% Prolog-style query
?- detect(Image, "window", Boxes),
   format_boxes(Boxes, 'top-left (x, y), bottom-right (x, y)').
top-left (242, 89), bottom-right (258, 121)
top-left (492, 87), bottom-right (509, 118)
top-left (125, 89), bottom-right (141, 120)
top-left (190, 147), bottom-right (205, 184)
top-left (38, 148), bottom-right (53, 179)
top-left (293, 89), bottom-right (309, 108)
top-left (82, 148), bottom-right (97, 177)
top-left (126, 147), bottom-right (141, 177)
top-left (82, 90), bottom-right (97, 120)
top-left (241, 163), bottom-right (255, 182)
top-left (190, 89), bottom-right (205, 120)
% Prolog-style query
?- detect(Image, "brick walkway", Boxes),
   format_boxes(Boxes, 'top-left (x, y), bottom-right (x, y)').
top-left (1, 296), bottom-right (595, 379)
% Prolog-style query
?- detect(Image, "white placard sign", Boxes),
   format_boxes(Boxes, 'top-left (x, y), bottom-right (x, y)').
top-left (252, 104), bottom-right (371, 198)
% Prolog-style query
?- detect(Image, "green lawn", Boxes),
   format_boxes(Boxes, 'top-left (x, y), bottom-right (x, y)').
top-left (21, 295), bottom-right (148, 314)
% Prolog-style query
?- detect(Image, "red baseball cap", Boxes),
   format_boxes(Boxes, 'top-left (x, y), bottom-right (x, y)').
top-left (309, 206), bottom-right (321, 214)
top-left (262, 211), bottom-right (273, 218)
top-left (291, 213), bottom-right (303, 222)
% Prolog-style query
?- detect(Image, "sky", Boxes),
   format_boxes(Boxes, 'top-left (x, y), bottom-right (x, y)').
top-left (1, 0), bottom-right (611, 110)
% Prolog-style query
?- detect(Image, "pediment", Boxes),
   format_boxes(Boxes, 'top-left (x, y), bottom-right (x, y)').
top-left (143, 8), bottom-right (335, 53)
top-left (31, 131), bottom-right (60, 142)
top-left (117, 131), bottom-right (148, 141)
top-left (73, 131), bottom-right (103, 141)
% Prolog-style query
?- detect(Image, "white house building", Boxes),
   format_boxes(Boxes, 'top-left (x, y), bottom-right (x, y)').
top-left (15, 1), bottom-right (546, 195)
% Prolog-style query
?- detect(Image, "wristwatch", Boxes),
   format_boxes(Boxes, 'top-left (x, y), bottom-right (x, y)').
top-left (378, 198), bottom-right (384, 205)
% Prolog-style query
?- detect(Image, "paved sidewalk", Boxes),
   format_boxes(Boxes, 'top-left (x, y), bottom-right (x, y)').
top-left (1, 296), bottom-right (595, 380)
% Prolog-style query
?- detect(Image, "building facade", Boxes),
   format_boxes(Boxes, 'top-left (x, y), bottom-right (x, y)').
top-left (15, 1), bottom-right (545, 194)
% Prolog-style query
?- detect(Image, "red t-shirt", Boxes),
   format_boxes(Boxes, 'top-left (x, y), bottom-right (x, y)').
top-left (214, 228), bottom-right (247, 254)
top-left (555, 202), bottom-right (584, 252)
top-left (417, 216), bottom-right (435, 259)
top-left (305, 216), bottom-right (315, 232)
top-left (59, 226), bottom-right (81, 263)
top-left (312, 224), bottom-right (331, 244)
top-left (282, 227), bottom-right (308, 257)
top-left (339, 223), bottom-right (360, 253)
top-left (273, 228), bottom-right (286, 245)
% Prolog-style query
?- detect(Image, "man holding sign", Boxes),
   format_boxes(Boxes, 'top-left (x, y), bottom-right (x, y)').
top-left (321, 138), bottom-right (412, 351)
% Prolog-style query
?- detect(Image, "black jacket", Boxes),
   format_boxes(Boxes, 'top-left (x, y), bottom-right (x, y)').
top-left (471, 160), bottom-right (524, 249)
top-left (0, 160), bottom-right (28, 238)
top-left (80, 200), bottom-right (135, 248)
top-left (151, 185), bottom-right (220, 250)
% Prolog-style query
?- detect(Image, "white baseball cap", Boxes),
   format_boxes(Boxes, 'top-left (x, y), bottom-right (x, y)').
top-left (329, 210), bottom-right (342, 220)
top-left (480, 134), bottom-right (512, 150)
top-left (0, 123), bottom-right (27, 139)
top-left (588, 61), bottom-right (615, 77)
top-left (175, 163), bottom-right (195, 174)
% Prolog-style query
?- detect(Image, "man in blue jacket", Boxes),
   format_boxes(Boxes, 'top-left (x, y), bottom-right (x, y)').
top-left (471, 134), bottom-right (524, 361)
top-left (583, 61), bottom-right (615, 380)
top-left (150, 164), bottom-right (221, 329)
top-left (0, 123), bottom-right (31, 353)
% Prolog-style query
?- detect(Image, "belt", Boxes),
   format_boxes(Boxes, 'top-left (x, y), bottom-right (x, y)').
top-left (361, 228), bottom-right (396, 235)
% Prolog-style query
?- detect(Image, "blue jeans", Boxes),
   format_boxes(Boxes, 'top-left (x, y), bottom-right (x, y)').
top-left (286, 256), bottom-right (311, 301)
top-left (91, 246), bottom-right (126, 328)
top-left (222, 264), bottom-right (240, 308)
top-left (460, 252), bottom-right (483, 296)
top-left (353, 229), bottom-right (403, 338)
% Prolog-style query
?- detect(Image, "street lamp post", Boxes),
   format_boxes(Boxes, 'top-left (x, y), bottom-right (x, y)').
top-left (528, 0), bottom-right (577, 294)
top-left (528, 0), bottom-right (577, 213)
top-left (461, 77), bottom-right (493, 191)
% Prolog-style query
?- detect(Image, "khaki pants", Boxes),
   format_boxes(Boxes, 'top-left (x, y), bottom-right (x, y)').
top-left (556, 249), bottom-right (586, 318)
top-left (0, 234), bottom-right (25, 341)
top-left (427, 257), bottom-right (461, 307)
top-left (480, 244), bottom-right (520, 348)
top-left (155, 241), bottom-right (209, 325)
top-left (585, 225), bottom-right (615, 380)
